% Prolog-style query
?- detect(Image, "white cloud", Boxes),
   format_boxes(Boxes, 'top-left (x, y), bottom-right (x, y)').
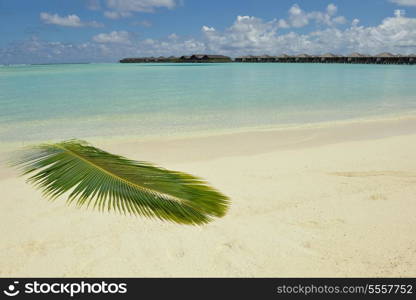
top-left (92, 31), bottom-right (132, 44)
top-left (394, 9), bottom-right (406, 17)
top-left (103, 11), bottom-right (132, 19)
top-left (201, 25), bottom-right (215, 32)
top-left (168, 33), bottom-right (178, 40)
top-left (288, 4), bottom-right (309, 28)
top-left (390, 0), bottom-right (416, 6)
top-left (286, 3), bottom-right (347, 28)
top-left (0, 33), bottom-right (207, 64)
top-left (202, 16), bottom-right (279, 53)
top-left (40, 12), bottom-right (103, 27)
top-left (104, 0), bottom-right (176, 18)
top-left (333, 16), bottom-right (347, 25)
top-left (201, 9), bottom-right (416, 56)
top-left (86, 0), bottom-right (101, 10)
top-left (277, 19), bottom-right (290, 29)
top-left (327, 3), bottom-right (338, 16)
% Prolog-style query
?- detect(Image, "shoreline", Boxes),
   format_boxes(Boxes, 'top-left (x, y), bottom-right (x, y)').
top-left (1, 111), bottom-right (416, 154)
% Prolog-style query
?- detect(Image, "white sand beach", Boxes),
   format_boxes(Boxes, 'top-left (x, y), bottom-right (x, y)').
top-left (0, 116), bottom-right (415, 277)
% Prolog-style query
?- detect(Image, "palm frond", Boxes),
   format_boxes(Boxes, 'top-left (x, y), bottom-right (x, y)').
top-left (10, 139), bottom-right (229, 225)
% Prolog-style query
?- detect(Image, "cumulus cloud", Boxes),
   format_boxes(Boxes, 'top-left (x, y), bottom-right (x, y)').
top-left (199, 4), bottom-right (348, 54)
top-left (103, 11), bottom-right (133, 19)
top-left (104, 0), bottom-right (176, 18)
top-left (284, 3), bottom-right (347, 28)
top-left (288, 4), bottom-right (309, 28)
top-left (92, 31), bottom-right (132, 44)
top-left (40, 12), bottom-right (103, 27)
top-left (326, 3), bottom-right (338, 16)
top-left (390, 0), bottom-right (416, 6)
top-left (394, 9), bottom-right (406, 17)
top-left (202, 16), bottom-right (279, 53)
top-left (201, 8), bottom-right (416, 56)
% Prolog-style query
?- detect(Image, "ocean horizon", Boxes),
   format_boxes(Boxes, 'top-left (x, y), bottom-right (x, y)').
top-left (1, 62), bottom-right (415, 144)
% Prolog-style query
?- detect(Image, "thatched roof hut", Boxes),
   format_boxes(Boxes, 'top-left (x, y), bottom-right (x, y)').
top-left (190, 54), bottom-right (230, 59)
top-left (234, 55), bottom-right (256, 62)
top-left (348, 52), bottom-right (366, 57)
top-left (375, 52), bottom-right (395, 57)
top-left (190, 54), bottom-right (205, 59)
top-left (319, 53), bottom-right (343, 62)
top-left (257, 55), bottom-right (275, 62)
top-left (320, 53), bottom-right (337, 58)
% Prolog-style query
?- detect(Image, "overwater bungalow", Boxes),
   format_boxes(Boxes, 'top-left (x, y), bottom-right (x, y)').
top-left (178, 54), bottom-right (231, 62)
top-left (234, 55), bottom-right (246, 62)
top-left (273, 54), bottom-right (291, 62)
top-left (206, 54), bottom-right (232, 62)
top-left (234, 56), bottom-right (245, 62)
top-left (373, 52), bottom-right (396, 64)
top-left (295, 54), bottom-right (311, 63)
top-left (258, 55), bottom-right (275, 62)
top-left (346, 53), bottom-right (368, 64)
top-left (375, 52), bottom-right (395, 57)
top-left (235, 55), bottom-right (258, 62)
top-left (319, 53), bottom-right (339, 63)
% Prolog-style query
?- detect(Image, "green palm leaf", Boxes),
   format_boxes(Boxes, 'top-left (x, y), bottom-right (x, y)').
top-left (10, 139), bottom-right (229, 225)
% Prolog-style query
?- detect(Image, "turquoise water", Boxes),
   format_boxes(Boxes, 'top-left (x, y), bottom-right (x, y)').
top-left (1, 63), bottom-right (415, 143)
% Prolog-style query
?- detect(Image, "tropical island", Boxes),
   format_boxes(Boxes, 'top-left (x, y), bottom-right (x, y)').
top-left (120, 52), bottom-right (416, 65)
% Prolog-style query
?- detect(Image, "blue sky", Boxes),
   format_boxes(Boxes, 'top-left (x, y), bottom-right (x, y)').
top-left (1, 0), bottom-right (416, 64)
